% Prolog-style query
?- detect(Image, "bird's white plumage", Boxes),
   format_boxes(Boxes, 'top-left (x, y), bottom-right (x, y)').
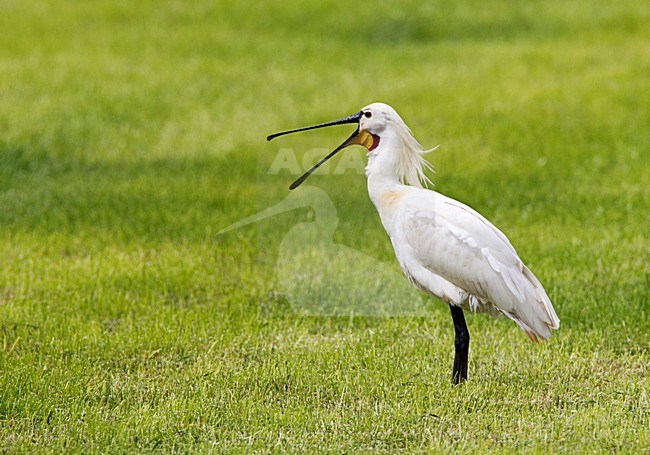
top-left (360, 102), bottom-right (559, 340)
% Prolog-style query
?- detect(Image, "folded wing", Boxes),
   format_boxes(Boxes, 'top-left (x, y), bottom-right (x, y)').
top-left (394, 190), bottom-right (560, 340)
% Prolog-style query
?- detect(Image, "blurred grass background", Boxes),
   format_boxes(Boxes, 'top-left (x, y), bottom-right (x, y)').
top-left (0, 0), bottom-right (648, 452)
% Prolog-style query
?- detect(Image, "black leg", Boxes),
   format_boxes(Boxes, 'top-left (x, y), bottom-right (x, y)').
top-left (449, 305), bottom-right (470, 384)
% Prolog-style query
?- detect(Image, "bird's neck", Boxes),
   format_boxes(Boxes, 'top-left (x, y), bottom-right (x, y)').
top-left (366, 164), bottom-right (402, 203)
top-left (365, 137), bottom-right (404, 200)
top-left (365, 140), bottom-right (412, 236)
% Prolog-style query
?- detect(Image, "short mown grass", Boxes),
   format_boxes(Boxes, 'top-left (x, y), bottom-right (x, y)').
top-left (1, 0), bottom-right (648, 452)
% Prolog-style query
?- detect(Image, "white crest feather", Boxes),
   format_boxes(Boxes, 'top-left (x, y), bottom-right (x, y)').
top-left (390, 111), bottom-right (437, 188)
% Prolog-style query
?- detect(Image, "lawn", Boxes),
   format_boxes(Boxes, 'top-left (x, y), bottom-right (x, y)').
top-left (1, 0), bottom-right (648, 452)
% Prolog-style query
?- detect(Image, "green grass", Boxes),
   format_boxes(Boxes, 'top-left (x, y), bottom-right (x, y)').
top-left (1, 0), bottom-right (649, 452)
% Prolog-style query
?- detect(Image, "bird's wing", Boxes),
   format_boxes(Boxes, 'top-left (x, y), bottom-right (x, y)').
top-left (395, 189), bottom-right (559, 340)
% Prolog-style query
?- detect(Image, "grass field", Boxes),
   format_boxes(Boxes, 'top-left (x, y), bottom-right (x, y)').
top-left (1, 0), bottom-right (649, 452)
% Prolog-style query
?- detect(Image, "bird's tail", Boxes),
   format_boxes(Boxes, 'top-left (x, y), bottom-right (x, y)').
top-left (508, 266), bottom-right (560, 341)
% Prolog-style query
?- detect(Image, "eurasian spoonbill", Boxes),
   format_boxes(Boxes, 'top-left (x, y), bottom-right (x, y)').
top-left (267, 102), bottom-right (560, 383)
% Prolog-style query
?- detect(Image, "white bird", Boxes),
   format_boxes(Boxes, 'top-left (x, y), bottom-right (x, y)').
top-left (267, 102), bottom-right (560, 383)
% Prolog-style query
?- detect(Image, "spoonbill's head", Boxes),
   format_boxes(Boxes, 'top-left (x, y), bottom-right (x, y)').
top-left (357, 102), bottom-right (402, 143)
top-left (268, 102), bottom-right (431, 189)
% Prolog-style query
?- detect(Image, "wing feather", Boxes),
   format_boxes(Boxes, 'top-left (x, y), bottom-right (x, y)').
top-left (393, 189), bottom-right (559, 339)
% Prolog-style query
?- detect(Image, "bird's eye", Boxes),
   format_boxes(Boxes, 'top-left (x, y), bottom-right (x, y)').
top-left (364, 111), bottom-right (372, 118)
